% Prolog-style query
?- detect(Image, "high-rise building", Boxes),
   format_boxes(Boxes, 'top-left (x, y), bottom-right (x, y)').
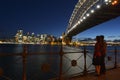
top-left (15, 30), bottom-right (23, 43)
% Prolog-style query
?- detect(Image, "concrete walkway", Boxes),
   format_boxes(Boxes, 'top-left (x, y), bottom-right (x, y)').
top-left (70, 68), bottom-right (120, 80)
top-left (61, 46), bottom-right (120, 80)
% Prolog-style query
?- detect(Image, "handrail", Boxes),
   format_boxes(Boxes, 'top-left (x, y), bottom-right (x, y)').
top-left (0, 45), bottom-right (120, 80)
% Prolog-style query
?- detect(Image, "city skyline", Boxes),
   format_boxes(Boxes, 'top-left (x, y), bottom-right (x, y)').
top-left (0, 0), bottom-right (78, 38)
top-left (0, 0), bottom-right (120, 40)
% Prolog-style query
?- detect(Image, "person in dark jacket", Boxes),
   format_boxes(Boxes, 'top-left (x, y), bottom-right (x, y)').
top-left (100, 35), bottom-right (107, 74)
top-left (93, 36), bottom-right (102, 76)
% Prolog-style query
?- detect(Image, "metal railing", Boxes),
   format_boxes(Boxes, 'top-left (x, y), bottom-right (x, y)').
top-left (0, 44), bottom-right (120, 80)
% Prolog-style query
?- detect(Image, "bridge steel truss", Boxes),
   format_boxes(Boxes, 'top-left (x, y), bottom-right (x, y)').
top-left (66, 0), bottom-right (120, 37)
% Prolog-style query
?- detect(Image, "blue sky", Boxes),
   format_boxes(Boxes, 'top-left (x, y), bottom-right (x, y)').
top-left (0, 0), bottom-right (78, 38)
top-left (0, 0), bottom-right (120, 40)
top-left (75, 17), bottom-right (120, 40)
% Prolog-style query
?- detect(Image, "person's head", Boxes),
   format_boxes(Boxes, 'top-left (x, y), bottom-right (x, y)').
top-left (100, 35), bottom-right (104, 42)
top-left (96, 36), bottom-right (100, 42)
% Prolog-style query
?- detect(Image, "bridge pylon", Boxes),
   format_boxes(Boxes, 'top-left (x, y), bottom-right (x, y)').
top-left (61, 32), bottom-right (72, 45)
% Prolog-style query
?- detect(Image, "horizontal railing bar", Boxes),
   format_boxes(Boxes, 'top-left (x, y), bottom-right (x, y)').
top-left (0, 45), bottom-right (120, 80)
top-left (107, 50), bottom-right (120, 52)
top-left (0, 49), bottom-right (119, 56)
top-left (0, 53), bottom-right (21, 56)
top-left (64, 52), bottom-right (83, 53)
top-left (0, 52), bottom-right (64, 56)
top-left (28, 52), bottom-right (59, 55)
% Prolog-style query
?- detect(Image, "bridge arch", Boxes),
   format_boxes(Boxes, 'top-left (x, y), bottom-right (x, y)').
top-left (65, 0), bottom-right (120, 38)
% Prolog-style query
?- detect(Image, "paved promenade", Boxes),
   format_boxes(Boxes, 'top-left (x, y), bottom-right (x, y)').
top-left (62, 46), bottom-right (120, 80)
top-left (70, 68), bottom-right (120, 80)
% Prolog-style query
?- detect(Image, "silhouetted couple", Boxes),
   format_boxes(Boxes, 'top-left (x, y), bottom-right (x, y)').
top-left (93, 35), bottom-right (107, 76)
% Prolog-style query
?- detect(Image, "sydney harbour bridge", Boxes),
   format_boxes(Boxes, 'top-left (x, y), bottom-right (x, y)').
top-left (63, 0), bottom-right (120, 44)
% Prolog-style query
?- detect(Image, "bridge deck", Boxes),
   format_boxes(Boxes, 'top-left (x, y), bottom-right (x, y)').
top-left (70, 68), bottom-right (120, 80)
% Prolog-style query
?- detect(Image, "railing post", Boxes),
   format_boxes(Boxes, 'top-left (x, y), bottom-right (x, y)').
top-left (22, 45), bottom-right (27, 80)
top-left (83, 46), bottom-right (87, 75)
top-left (114, 46), bottom-right (117, 69)
top-left (59, 42), bottom-right (63, 80)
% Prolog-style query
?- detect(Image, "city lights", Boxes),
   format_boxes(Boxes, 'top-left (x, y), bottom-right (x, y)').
top-left (109, 0), bottom-right (112, 3)
top-left (14, 30), bottom-right (58, 44)
top-left (112, 0), bottom-right (118, 5)
top-left (80, 19), bottom-right (83, 22)
top-left (104, 0), bottom-right (109, 2)
top-left (104, 0), bottom-right (112, 3)
top-left (78, 21), bottom-right (80, 24)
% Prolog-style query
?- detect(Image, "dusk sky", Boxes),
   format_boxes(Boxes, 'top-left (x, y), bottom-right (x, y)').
top-left (0, 0), bottom-right (120, 40)
top-left (75, 17), bottom-right (120, 40)
top-left (0, 0), bottom-right (77, 38)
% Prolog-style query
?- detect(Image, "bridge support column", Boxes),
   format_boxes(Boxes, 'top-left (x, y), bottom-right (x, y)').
top-left (62, 36), bottom-right (72, 45)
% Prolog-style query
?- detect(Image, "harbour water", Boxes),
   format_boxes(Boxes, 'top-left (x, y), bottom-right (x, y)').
top-left (0, 44), bottom-right (120, 80)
